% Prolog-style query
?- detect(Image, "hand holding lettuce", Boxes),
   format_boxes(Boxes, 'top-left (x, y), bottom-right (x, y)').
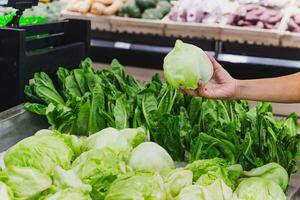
top-left (24, 55), bottom-right (300, 176)
top-left (19, 41), bottom-right (300, 199)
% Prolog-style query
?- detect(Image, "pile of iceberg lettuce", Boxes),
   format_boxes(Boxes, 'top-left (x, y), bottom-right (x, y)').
top-left (0, 127), bottom-right (289, 200)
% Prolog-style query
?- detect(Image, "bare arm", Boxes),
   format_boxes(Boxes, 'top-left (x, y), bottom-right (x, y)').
top-left (181, 53), bottom-right (300, 103)
top-left (236, 73), bottom-right (300, 103)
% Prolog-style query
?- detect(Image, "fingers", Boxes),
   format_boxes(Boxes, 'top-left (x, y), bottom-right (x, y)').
top-left (180, 82), bottom-right (211, 98)
top-left (180, 86), bottom-right (199, 96)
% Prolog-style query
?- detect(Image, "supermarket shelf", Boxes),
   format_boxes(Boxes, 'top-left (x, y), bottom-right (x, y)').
top-left (90, 36), bottom-right (300, 79)
top-left (218, 54), bottom-right (300, 69)
top-left (92, 38), bottom-right (300, 69)
top-left (62, 10), bottom-right (300, 48)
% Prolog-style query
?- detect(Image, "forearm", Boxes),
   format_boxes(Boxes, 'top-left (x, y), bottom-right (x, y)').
top-left (235, 72), bottom-right (300, 103)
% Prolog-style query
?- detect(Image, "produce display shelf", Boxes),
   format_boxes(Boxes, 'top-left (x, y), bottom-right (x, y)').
top-left (163, 19), bottom-right (221, 40)
top-left (1, 104), bottom-right (300, 199)
top-left (281, 31), bottom-right (300, 48)
top-left (61, 10), bottom-right (300, 48)
top-left (220, 25), bottom-right (280, 46)
top-left (89, 30), bottom-right (300, 80)
top-left (61, 10), bottom-right (111, 31)
top-left (110, 16), bottom-right (165, 36)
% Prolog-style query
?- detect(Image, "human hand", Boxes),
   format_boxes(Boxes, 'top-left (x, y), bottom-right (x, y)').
top-left (180, 53), bottom-right (238, 99)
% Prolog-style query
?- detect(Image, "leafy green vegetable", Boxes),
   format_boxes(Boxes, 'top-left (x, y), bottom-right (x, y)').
top-left (24, 57), bottom-right (300, 176)
top-left (233, 177), bottom-right (286, 200)
top-left (1, 166), bottom-right (51, 200)
top-left (136, 0), bottom-right (157, 10)
top-left (71, 149), bottom-right (128, 199)
top-left (51, 166), bottom-right (92, 194)
top-left (128, 142), bottom-right (175, 173)
top-left (185, 158), bottom-right (241, 189)
top-left (4, 132), bottom-right (74, 175)
top-left (156, 1), bottom-right (172, 15)
top-left (177, 185), bottom-right (204, 200)
top-left (120, 0), bottom-right (141, 18)
top-left (119, 127), bottom-right (147, 148)
top-left (142, 8), bottom-right (163, 19)
top-left (177, 179), bottom-right (233, 200)
top-left (242, 163), bottom-right (288, 191)
top-left (163, 40), bottom-right (213, 89)
top-left (105, 172), bottom-right (166, 200)
top-left (88, 85), bottom-right (106, 133)
top-left (0, 181), bottom-right (13, 200)
top-left (164, 169), bottom-right (193, 199)
top-left (44, 189), bottom-right (92, 200)
top-left (83, 128), bottom-right (124, 152)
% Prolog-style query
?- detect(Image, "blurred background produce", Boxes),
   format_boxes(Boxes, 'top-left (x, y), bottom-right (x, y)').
top-left (119, 0), bottom-right (171, 19)
top-left (66, 0), bottom-right (127, 16)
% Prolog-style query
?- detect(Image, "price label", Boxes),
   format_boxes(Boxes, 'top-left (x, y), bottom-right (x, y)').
top-left (0, 0), bottom-right (8, 5)
top-left (114, 42), bottom-right (131, 49)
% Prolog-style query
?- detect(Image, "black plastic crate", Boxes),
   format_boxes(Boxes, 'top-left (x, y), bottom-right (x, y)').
top-left (0, 19), bottom-right (91, 111)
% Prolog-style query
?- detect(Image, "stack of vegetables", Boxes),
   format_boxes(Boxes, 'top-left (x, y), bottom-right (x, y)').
top-left (168, 0), bottom-right (288, 30)
top-left (66, 0), bottom-right (127, 16)
top-left (0, 13), bottom-right (47, 27)
top-left (0, 128), bottom-right (290, 199)
top-left (118, 0), bottom-right (171, 19)
top-left (24, 42), bottom-right (300, 174)
top-left (0, 0), bottom-right (64, 24)
top-left (6, 39), bottom-right (298, 199)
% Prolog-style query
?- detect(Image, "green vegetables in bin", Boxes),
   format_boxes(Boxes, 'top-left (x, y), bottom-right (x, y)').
top-left (233, 177), bottom-right (286, 200)
top-left (4, 132), bottom-right (74, 175)
top-left (71, 148), bottom-right (128, 199)
top-left (142, 8), bottom-right (163, 20)
top-left (128, 142), bottom-right (175, 173)
top-left (136, 0), bottom-right (157, 10)
top-left (0, 166), bottom-right (52, 200)
top-left (178, 179), bottom-right (234, 200)
top-left (0, 13), bottom-right (47, 27)
top-left (44, 189), bottom-right (92, 200)
top-left (24, 56), bottom-right (300, 176)
top-left (241, 163), bottom-right (289, 191)
top-left (0, 126), bottom-right (292, 199)
top-left (105, 172), bottom-right (166, 200)
top-left (164, 169), bottom-right (193, 199)
top-left (119, 0), bottom-right (171, 19)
